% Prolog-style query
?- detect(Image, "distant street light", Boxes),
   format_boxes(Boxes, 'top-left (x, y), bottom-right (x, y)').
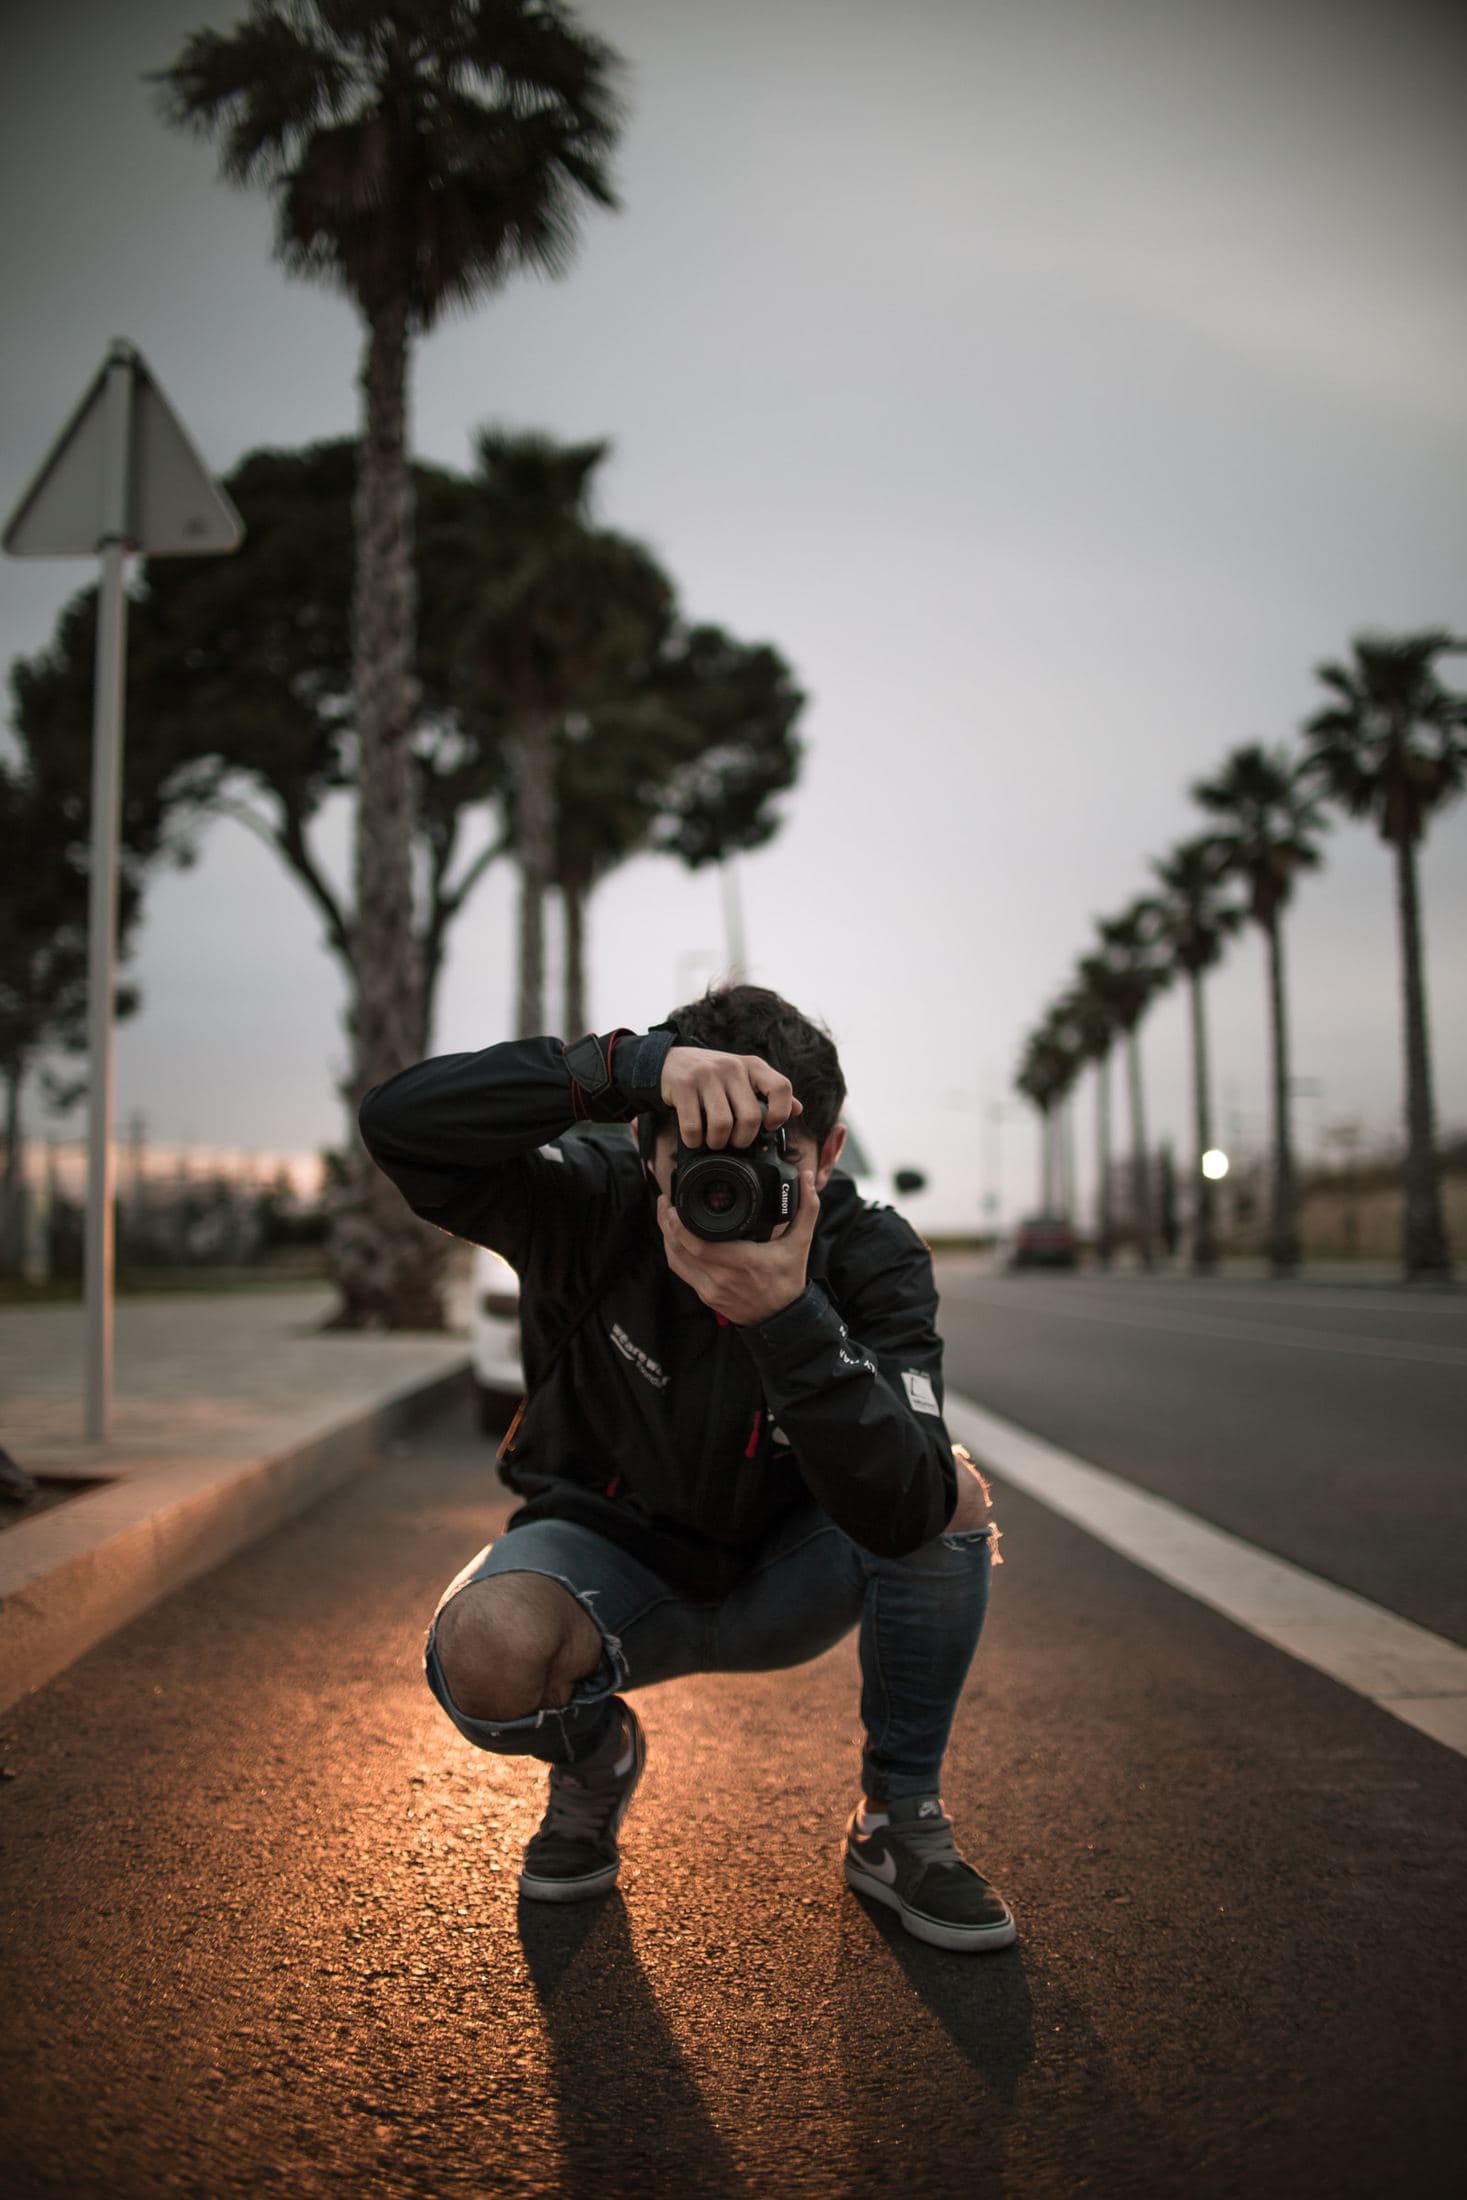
top-left (1201, 1148), bottom-right (1230, 1181)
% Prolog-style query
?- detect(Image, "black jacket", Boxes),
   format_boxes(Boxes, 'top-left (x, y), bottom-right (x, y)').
top-left (359, 1028), bottom-right (958, 1596)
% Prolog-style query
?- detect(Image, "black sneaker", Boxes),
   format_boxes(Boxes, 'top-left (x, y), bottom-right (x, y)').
top-left (519, 1702), bottom-right (646, 1903)
top-left (843, 1795), bottom-right (1016, 1952)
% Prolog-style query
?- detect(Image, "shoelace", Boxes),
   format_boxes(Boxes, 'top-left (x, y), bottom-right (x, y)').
top-left (541, 1765), bottom-right (626, 1843)
top-left (885, 1811), bottom-right (964, 1870)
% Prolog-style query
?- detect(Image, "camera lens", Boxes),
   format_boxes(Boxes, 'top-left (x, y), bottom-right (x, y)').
top-left (676, 1154), bottom-right (759, 1240)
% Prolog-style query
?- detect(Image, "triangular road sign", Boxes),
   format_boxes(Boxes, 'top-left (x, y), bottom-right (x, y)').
top-left (3, 340), bottom-right (243, 559)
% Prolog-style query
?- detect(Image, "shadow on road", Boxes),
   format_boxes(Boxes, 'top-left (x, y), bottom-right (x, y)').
top-left (519, 1892), bottom-right (741, 2194)
top-left (835, 1898), bottom-right (1191, 2192)
top-left (852, 1895), bottom-right (1037, 2103)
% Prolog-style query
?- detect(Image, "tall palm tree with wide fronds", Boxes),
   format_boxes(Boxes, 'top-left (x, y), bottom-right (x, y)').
top-left (1094, 901), bottom-right (1169, 1269)
top-left (1303, 630), bottom-right (1466, 1278)
top-left (153, 1), bottom-right (622, 1328)
top-left (1148, 837), bottom-right (1244, 1273)
top-left (1194, 744), bottom-right (1326, 1277)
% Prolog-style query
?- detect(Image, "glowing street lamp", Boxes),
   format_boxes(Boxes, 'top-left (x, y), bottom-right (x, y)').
top-left (1201, 1148), bottom-right (1230, 1182)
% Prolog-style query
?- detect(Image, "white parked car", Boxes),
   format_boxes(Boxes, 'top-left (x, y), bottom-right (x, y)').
top-left (471, 1243), bottom-right (526, 1434)
top-left (468, 1125), bottom-right (926, 1435)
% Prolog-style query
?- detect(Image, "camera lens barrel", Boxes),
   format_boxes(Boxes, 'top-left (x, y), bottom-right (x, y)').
top-left (671, 1127), bottom-right (799, 1243)
top-left (675, 1152), bottom-right (763, 1240)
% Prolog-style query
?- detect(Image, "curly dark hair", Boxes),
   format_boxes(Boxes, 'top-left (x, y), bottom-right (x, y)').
top-left (662, 984), bottom-right (847, 1146)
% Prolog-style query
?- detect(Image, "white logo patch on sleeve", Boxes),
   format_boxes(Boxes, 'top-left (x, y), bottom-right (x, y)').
top-left (902, 1368), bottom-right (940, 1416)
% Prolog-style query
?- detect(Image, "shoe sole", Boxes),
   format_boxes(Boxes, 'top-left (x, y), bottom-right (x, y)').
top-left (843, 1854), bottom-right (1018, 1953)
top-left (517, 1711), bottom-right (647, 1906)
top-left (519, 1857), bottom-right (624, 1903)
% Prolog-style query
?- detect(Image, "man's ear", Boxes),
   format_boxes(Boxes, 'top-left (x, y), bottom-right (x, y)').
top-left (814, 1123), bottom-right (846, 1191)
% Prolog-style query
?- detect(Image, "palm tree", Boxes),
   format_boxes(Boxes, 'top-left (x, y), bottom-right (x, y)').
top-left (1069, 960), bottom-right (1126, 1268)
top-left (551, 627), bottom-right (805, 1033)
top-left (452, 431), bottom-right (673, 1035)
top-left (552, 702), bottom-right (677, 1033)
top-left (153, 0), bottom-right (622, 1327)
top-left (1093, 902), bottom-right (1169, 1268)
top-left (1193, 745), bottom-right (1326, 1276)
top-left (1148, 838), bottom-right (1244, 1273)
top-left (1039, 1003), bottom-right (1085, 1219)
top-left (1302, 631), bottom-right (1466, 1278)
top-left (1015, 1023), bottom-right (1078, 1214)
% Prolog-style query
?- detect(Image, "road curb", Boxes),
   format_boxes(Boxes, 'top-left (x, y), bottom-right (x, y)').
top-left (0, 1359), bottom-right (471, 1717)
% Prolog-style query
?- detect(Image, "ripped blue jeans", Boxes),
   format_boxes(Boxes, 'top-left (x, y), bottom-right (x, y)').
top-left (424, 1501), bottom-right (998, 1801)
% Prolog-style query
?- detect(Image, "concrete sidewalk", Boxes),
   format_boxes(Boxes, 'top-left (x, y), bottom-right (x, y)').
top-left (0, 1286), bottom-right (471, 1715)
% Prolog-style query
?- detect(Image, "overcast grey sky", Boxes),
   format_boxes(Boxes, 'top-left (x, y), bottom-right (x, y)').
top-left (3, 0), bottom-right (1465, 1231)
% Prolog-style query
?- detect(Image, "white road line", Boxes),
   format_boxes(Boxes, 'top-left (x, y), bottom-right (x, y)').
top-left (946, 1290), bottom-right (1467, 1370)
top-left (946, 1388), bottom-right (1467, 1762)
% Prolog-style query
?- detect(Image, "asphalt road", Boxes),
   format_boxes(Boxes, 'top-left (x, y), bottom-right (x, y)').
top-left (938, 1266), bottom-right (1467, 1645)
top-left (3, 1355), bottom-right (1466, 2197)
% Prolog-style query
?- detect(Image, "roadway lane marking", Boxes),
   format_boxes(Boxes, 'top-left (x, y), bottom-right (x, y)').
top-left (945, 1388), bottom-right (1467, 1762)
top-left (948, 1290), bottom-right (1467, 1371)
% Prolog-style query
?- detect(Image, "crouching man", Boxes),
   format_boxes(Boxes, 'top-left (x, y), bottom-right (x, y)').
top-left (359, 984), bottom-right (1013, 1952)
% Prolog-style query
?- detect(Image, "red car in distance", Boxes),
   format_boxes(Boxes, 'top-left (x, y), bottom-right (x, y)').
top-left (1007, 1213), bottom-right (1079, 1270)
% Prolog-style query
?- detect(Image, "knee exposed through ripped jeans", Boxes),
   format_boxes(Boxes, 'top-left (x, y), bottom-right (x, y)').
top-left (425, 1562), bottom-right (635, 1767)
top-left (424, 1505), bottom-right (999, 1785)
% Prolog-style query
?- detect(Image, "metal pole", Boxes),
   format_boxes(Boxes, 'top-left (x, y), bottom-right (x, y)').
top-left (720, 857), bottom-right (748, 982)
top-left (983, 1101), bottom-right (1003, 1237)
top-left (83, 345), bottom-right (135, 1443)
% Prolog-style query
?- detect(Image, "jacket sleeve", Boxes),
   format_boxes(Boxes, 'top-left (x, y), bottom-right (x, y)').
top-left (357, 1027), bottom-right (674, 1276)
top-left (738, 1215), bottom-right (957, 1556)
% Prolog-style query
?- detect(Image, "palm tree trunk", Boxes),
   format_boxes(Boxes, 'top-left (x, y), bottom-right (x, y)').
top-left (1393, 833), bottom-right (1452, 1276)
top-left (513, 711), bottom-right (558, 1038)
top-left (1126, 1025), bottom-right (1154, 1268)
top-left (2, 1060), bottom-right (22, 1276)
top-left (329, 295), bottom-right (444, 1330)
top-left (1037, 1106), bottom-right (1053, 1210)
top-left (1058, 1092), bottom-right (1076, 1217)
top-left (1189, 966), bottom-right (1218, 1273)
top-left (1264, 915), bottom-right (1301, 1275)
top-left (563, 874), bottom-right (588, 1036)
top-left (1095, 1049), bottom-right (1113, 1268)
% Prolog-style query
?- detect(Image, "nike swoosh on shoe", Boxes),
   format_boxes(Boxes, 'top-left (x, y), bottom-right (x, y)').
top-left (852, 1846), bottom-right (899, 1885)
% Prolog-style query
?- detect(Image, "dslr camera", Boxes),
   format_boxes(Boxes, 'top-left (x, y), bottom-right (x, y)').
top-left (673, 1121), bottom-right (800, 1242)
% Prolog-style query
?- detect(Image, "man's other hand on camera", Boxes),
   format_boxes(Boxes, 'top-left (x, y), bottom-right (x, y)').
top-left (657, 1166), bottom-right (820, 1326)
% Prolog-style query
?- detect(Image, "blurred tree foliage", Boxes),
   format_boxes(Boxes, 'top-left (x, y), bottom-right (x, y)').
top-left (552, 626), bottom-right (803, 1030)
top-left (442, 432), bottom-right (804, 1032)
top-left (444, 429), bottom-right (675, 1036)
top-left (7, 433), bottom-right (804, 1075)
top-left (0, 712), bottom-right (151, 1260)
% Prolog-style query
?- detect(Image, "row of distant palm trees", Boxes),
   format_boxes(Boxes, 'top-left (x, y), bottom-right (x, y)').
top-left (1016, 629), bottom-right (1466, 1280)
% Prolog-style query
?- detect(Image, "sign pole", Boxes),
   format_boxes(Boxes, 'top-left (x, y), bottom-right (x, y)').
top-left (83, 346), bottom-right (136, 1443)
top-left (4, 337), bottom-right (242, 1446)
